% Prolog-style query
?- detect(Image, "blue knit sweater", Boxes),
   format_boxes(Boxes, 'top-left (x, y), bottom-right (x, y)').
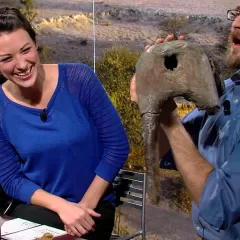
top-left (0, 63), bottom-right (130, 205)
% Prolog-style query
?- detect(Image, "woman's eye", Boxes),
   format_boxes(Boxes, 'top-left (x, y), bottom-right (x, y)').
top-left (22, 47), bottom-right (31, 53)
top-left (1, 57), bottom-right (12, 62)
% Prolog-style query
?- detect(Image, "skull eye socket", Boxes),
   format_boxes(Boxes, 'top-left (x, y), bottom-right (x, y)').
top-left (164, 54), bottom-right (178, 71)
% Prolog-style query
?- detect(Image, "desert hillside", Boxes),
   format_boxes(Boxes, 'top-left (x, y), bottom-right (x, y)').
top-left (1, 0), bottom-right (232, 72)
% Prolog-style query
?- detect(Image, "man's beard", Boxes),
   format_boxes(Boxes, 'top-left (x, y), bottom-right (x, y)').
top-left (225, 32), bottom-right (240, 70)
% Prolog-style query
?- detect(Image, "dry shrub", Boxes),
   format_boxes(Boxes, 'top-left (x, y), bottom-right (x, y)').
top-left (36, 14), bottom-right (91, 31)
top-left (177, 102), bottom-right (195, 118)
top-left (175, 182), bottom-right (192, 214)
top-left (160, 15), bottom-right (189, 38)
top-left (96, 47), bottom-right (143, 170)
top-left (160, 169), bottom-right (192, 214)
top-left (38, 45), bottom-right (52, 63)
top-left (113, 207), bottom-right (130, 236)
top-left (19, 0), bottom-right (37, 23)
top-left (168, 174), bottom-right (192, 214)
top-left (216, 23), bottom-right (231, 54)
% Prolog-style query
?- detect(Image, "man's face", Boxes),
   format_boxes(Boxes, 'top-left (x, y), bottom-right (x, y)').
top-left (226, 6), bottom-right (240, 69)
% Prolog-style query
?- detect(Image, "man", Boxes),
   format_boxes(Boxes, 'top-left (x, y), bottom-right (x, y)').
top-left (130, 6), bottom-right (240, 240)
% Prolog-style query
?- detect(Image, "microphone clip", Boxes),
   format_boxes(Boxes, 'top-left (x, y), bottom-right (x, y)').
top-left (223, 100), bottom-right (231, 116)
top-left (40, 108), bottom-right (47, 122)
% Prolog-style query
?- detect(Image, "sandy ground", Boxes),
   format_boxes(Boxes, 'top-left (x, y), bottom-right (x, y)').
top-left (117, 203), bottom-right (196, 240)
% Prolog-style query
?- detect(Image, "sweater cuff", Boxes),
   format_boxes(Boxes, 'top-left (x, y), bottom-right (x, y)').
top-left (95, 161), bottom-right (120, 182)
top-left (18, 179), bottom-right (41, 204)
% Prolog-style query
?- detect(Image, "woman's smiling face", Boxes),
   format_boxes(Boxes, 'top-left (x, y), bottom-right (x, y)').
top-left (0, 28), bottom-right (40, 88)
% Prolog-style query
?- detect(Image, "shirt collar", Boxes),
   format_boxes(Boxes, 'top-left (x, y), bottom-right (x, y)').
top-left (230, 69), bottom-right (240, 85)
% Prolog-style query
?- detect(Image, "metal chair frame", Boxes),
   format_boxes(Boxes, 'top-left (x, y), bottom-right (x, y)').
top-left (111, 169), bottom-right (146, 240)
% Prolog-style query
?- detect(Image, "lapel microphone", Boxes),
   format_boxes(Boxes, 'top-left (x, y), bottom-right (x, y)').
top-left (40, 108), bottom-right (47, 122)
top-left (223, 100), bottom-right (231, 115)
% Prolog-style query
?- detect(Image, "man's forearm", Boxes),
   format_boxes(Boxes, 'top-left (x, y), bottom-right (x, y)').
top-left (163, 122), bottom-right (214, 206)
top-left (159, 125), bottom-right (171, 159)
top-left (30, 189), bottom-right (66, 213)
top-left (79, 175), bottom-right (110, 209)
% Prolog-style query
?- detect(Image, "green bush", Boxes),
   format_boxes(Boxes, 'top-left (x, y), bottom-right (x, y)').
top-left (96, 47), bottom-right (145, 169)
top-left (19, 0), bottom-right (37, 23)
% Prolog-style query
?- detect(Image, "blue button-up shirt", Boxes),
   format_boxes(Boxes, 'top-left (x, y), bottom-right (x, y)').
top-left (160, 70), bottom-right (240, 240)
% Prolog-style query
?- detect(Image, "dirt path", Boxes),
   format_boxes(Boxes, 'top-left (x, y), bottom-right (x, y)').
top-left (118, 203), bottom-right (196, 240)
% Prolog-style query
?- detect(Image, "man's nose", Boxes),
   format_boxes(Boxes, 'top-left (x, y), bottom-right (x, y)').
top-left (233, 15), bottom-right (240, 29)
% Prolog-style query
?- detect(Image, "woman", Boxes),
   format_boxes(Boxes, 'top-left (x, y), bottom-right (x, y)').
top-left (0, 7), bottom-right (130, 240)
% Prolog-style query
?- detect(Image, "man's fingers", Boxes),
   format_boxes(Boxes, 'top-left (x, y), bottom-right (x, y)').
top-left (156, 38), bottom-right (164, 44)
top-left (146, 34), bottom-right (184, 51)
top-left (178, 35), bottom-right (185, 40)
top-left (144, 37), bottom-right (165, 51)
top-left (144, 34), bottom-right (182, 52)
top-left (165, 34), bottom-right (184, 41)
top-left (130, 74), bottom-right (138, 103)
top-left (165, 34), bottom-right (175, 41)
top-left (144, 44), bottom-right (151, 51)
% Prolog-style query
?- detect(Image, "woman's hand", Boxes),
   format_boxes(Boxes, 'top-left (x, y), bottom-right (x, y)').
top-left (56, 200), bottom-right (101, 237)
top-left (130, 34), bottom-right (184, 103)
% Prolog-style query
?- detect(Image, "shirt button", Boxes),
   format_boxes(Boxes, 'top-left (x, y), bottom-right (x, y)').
top-left (196, 226), bottom-right (201, 231)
